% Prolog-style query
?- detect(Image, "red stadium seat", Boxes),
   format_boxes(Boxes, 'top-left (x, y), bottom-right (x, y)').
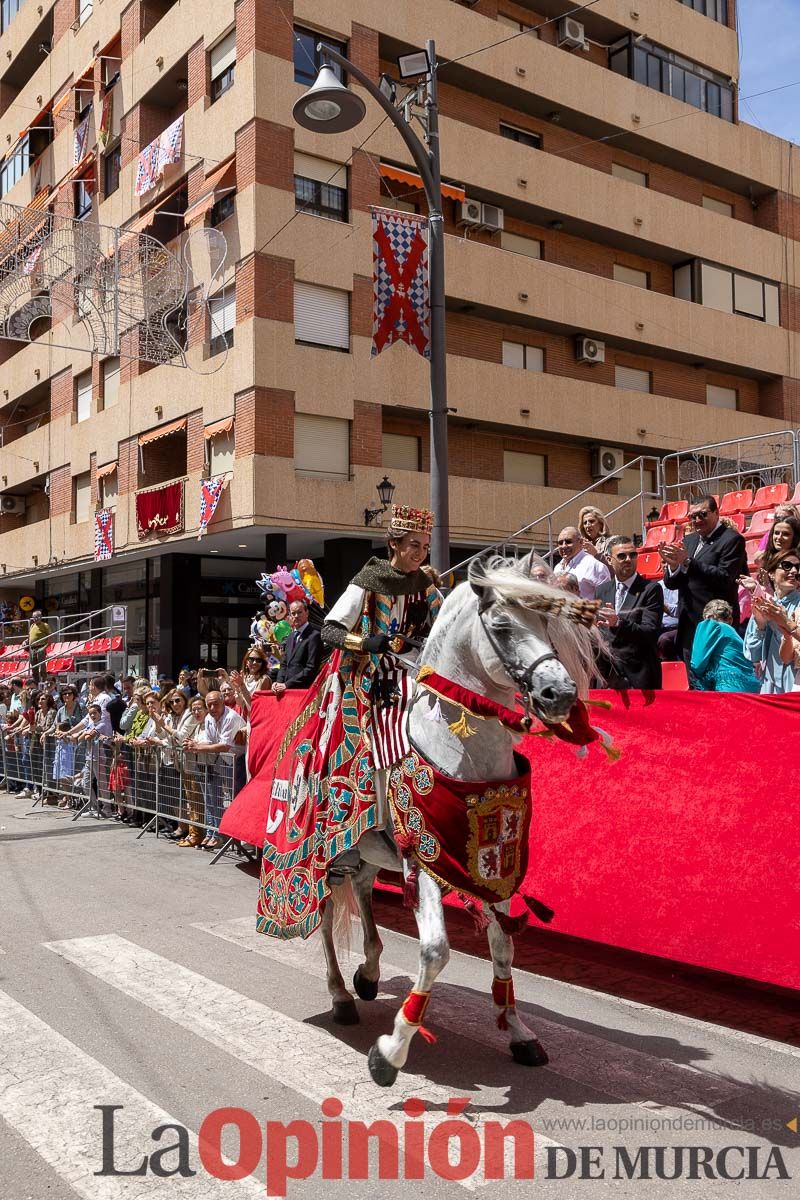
top-left (746, 510), bottom-right (775, 539)
top-left (646, 500), bottom-right (688, 528)
top-left (725, 512), bottom-right (746, 533)
top-left (750, 483), bottom-right (789, 512)
top-left (644, 523), bottom-right (678, 548)
top-left (637, 550), bottom-right (663, 579)
top-left (719, 489), bottom-right (753, 516)
top-left (661, 661), bottom-right (689, 691)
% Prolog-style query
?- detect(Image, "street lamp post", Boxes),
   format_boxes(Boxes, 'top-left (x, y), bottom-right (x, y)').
top-left (293, 41), bottom-right (450, 570)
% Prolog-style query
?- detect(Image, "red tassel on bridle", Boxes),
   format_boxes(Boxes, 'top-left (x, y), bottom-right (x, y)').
top-left (460, 895), bottom-right (491, 934)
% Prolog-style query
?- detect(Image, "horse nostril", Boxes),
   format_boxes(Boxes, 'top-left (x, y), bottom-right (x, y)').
top-left (539, 686), bottom-right (558, 703)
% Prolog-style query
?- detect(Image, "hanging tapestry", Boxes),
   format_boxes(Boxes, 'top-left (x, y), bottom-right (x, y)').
top-left (135, 481), bottom-right (184, 539)
top-left (371, 207), bottom-right (431, 360)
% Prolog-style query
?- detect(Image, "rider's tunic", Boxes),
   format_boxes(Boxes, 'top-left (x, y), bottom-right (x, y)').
top-left (322, 558), bottom-right (442, 770)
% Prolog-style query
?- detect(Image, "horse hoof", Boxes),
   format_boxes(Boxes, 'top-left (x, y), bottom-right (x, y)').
top-left (511, 1038), bottom-right (549, 1067)
top-left (332, 999), bottom-right (359, 1026)
top-left (353, 967), bottom-right (379, 1001)
top-left (368, 1043), bottom-right (399, 1088)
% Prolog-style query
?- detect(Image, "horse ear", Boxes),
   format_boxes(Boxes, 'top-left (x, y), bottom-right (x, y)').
top-left (467, 559), bottom-right (492, 607)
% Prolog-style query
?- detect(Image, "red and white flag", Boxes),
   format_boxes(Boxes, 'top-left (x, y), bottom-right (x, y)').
top-left (371, 208), bottom-right (430, 360)
top-left (198, 476), bottom-right (227, 539)
top-left (94, 509), bottom-right (114, 561)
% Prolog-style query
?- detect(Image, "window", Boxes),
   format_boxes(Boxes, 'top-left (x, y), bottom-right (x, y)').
top-left (502, 341), bottom-right (544, 371)
top-left (500, 231), bottom-right (542, 259)
top-left (609, 35), bottom-right (734, 121)
top-left (706, 384), bottom-right (737, 409)
top-left (74, 472), bottom-right (91, 523)
top-left (613, 264), bottom-right (649, 289)
top-left (100, 471), bottom-right (118, 509)
top-left (503, 451), bottom-right (546, 486)
top-left (211, 192), bottom-right (235, 226)
top-left (102, 44), bottom-right (122, 90)
top-left (209, 287), bottom-right (235, 355)
top-left (102, 357), bottom-right (119, 409)
top-left (1, 0), bottom-right (23, 35)
top-left (497, 14), bottom-right (537, 34)
top-left (74, 174), bottom-right (93, 220)
top-left (612, 163), bottom-right (648, 187)
top-left (677, 260), bottom-right (781, 325)
top-left (78, 0), bottom-right (93, 26)
top-left (678, 0), bottom-right (728, 24)
top-left (293, 27), bottom-right (346, 87)
top-left (75, 372), bottom-right (92, 423)
top-left (294, 413), bottom-right (350, 479)
top-left (702, 195), bottom-right (733, 217)
top-left (210, 30), bottom-right (236, 103)
top-left (619, 467), bottom-right (656, 497)
top-left (103, 143), bottom-right (121, 197)
top-left (209, 428), bottom-right (235, 475)
top-left (615, 365), bottom-right (651, 392)
top-left (383, 433), bottom-right (420, 471)
top-left (500, 123), bottom-right (542, 150)
top-left (294, 281), bottom-right (349, 350)
top-left (294, 152), bottom-right (348, 222)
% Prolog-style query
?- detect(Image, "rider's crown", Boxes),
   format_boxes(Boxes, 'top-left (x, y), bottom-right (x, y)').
top-left (389, 504), bottom-right (434, 535)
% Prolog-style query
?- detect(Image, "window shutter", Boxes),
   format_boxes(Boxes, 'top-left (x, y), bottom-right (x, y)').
top-left (613, 264), bottom-right (649, 289)
top-left (700, 263), bottom-right (733, 313)
top-left (702, 195), bottom-right (733, 217)
top-left (706, 384), bottom-right (737, 409)
top-left (294, 414), bottom-right (350, 478)
top-left (76, 372), bottom-right (92, 422)
top-left (293, 152), bottom-right (347, 190)
top-left (294, 282), bottom-right (350, 349)
top-left (211, 286), bottom-right (235, 334)
top-left (101, 472), bottom-right (118, 508)
top-left (502, 341), bottom-right (525, 368)
top-left (74, 472), bottom-right (91, 522)
top-left (764, 283), bottom-right (780, 327)
top-left (733, 273), bottom-right (764, 319)
top-left (523, 346), bottom-right (544, 372)
top-left (612, 163), bottom-right (647, 187)
top-left (383, 433), bottom-right (420, 471)
top-left (615, 365), bottom-right (651, 392)
top-left (209, 428), bottom-right (235, 475)
top-left (503, 451), bottom-right (545, 485)
top-left (102, 357), bottom-right (119, 409)
top-left (500, 231), bottom-right (541, 258)
top-left (210, 30), bottom-right (236, 78)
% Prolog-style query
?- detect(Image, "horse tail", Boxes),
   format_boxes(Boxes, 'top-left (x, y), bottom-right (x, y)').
top-left (331, 875), bottom-right (360, 957)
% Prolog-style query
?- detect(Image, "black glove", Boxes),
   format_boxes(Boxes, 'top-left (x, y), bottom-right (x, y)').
top-left (362, 633), bottom-right (392, 654)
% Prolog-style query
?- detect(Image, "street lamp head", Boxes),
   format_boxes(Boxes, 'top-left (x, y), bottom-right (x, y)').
top-left (376, 475), bottom-right (396, 507)
top-left (292, 66), bottom-right (366, 134)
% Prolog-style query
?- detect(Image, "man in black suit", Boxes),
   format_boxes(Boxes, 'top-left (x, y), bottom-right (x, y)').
top-left (272, 600), bottom-right (323, 693)
top-left (596, 536), bottom-right (663, 689)
top-left (659, 494), bottom-right (748, 673)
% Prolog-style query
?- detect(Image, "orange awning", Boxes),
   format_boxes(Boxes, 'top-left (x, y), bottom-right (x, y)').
top-left (378, 162), bottom-right (465, 203)
top-left (184, 158), bottom-right (236, 225)
top-left (126, 180), bottom-right (186, 235)
top-left (138, 417), bottom-right (187, 447)
top-left (54, 153), bottom-right (94, 195)
top-left (96, 461), bottom-right (117, 479)
top-left (203, 415), bottom-right (234, 439)
top-left (52, 90), bottom-right (72, 118)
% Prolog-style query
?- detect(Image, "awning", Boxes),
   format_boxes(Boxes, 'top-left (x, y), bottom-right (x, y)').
top-left (138, 416), bottom-right (187, 447)
top-left (54, 153), bottom-right (94, 194)
top-left (126, 180), bottom-right (186, 235)
top-left (0, 186), bottom-right (52, 262)
top-left (96, 461), bottom-right (117, 479)
top-left (52, 90), bottom-right (72, 118)
top-left (378, 162), bottom-right (465, 203)
top-left (184, 159), bottom-right (235, 225)
top-left (203, 415), bottom-right (234, 439)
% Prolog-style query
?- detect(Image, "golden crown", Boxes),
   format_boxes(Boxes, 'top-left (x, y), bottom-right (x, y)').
top-left (389, 504), bottom-right (434, 535)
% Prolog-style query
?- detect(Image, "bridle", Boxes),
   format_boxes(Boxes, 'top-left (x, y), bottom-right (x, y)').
top-left (476, 593), bottom-right (558, 717)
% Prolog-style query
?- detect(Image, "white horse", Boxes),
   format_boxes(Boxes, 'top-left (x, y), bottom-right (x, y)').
top-left (318, 555), bottom-right (600, 1087)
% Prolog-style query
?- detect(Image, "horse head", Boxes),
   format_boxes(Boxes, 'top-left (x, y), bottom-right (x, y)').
top-left (432, 554), bottom-right (601, 726)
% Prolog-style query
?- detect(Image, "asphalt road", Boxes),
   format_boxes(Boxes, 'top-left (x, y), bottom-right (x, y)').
top-left (1, 792), bottom-right (799, 1199)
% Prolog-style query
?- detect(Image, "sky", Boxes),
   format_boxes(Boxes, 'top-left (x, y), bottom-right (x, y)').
top-left (737, 0), bottom-right (800, 141)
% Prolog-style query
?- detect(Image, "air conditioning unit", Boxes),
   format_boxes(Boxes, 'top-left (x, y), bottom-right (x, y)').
top-left (480, 202), bottom-right (504, 232)
top-left (592, 446), bottom-right (625, 480)
top-left (575, 335), bottom-right (605, 364)
top-left (458, 198), bottom-right (483, 228)
top-left (557, 17), bottom-right (586, 49)
top-left (0, 495), bottom-right (25, 515)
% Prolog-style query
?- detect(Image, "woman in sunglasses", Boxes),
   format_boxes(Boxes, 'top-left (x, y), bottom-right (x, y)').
top-left (743, 551), bottom-right (800, 693)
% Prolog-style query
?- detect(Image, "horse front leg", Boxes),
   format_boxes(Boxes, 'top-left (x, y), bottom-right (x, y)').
top-left (368, 866), bottom-right (449, 1087)
top-left (486, 901), bottom-right (548, 1067)
top-left (320, 886), bottom-right (359, 1026)
top-left (351, 862), bottom-right (383, 1001)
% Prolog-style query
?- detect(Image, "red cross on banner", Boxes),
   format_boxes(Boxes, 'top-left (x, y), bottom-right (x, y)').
top-left (371, 208), bottom-right (431, 360)
top-left (94, 509), bottom-right (114, 560)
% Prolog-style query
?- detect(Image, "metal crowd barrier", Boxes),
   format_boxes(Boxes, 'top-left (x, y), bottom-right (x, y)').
top-left (1, 734), bottom-right (247, 861)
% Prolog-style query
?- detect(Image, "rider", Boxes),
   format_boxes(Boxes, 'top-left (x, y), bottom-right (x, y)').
top-left (321, 505), bottom-right (442, 824)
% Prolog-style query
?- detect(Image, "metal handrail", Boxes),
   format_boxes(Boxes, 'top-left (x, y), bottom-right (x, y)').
top-left (661, 430), bottom-right (800, 497)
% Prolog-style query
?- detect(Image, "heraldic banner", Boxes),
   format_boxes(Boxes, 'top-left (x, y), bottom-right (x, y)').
top-left (371, 207), bottom-right (431, 360)
top-left (135, 480), bottom-right (184, 539)
top-left (94, 509), bottom-right (114, 561)
top-left (198, 476), bottom-right (227, 539)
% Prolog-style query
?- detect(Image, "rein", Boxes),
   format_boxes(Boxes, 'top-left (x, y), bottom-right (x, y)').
top-left (416, 665), bottom-right (532, 735)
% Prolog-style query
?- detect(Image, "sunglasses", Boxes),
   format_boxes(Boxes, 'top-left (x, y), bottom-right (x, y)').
top-left (689, 510), bottom-right (710, 520)
top-left (615, 551), bottom-right (639, 561)
top-left (557, 539), bottom-right (575, 546)
top-left (246, 658), bottom-right (262, 665)
top-left (778, 560), bottom-right (800, 573)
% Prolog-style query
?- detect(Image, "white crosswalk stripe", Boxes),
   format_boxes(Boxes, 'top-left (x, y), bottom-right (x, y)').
top-left (44, 933), bottom-right (564, 1191)
top-left (196, 916), bottom-right (744, 1112)
top-left (0, 987), bottom-right (264, 1199)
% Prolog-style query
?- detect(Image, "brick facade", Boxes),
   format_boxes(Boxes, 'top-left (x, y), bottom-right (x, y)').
top-left (48, 465), bottom-right (72, 518)
top-left (236, 253), bottom-right (294, 324)
top-left (235, 119), bottom-right (294, 193)
top-left (234, 388), bottom-right (294, 458)
top-left (235, 0), bottom-right (293, 61)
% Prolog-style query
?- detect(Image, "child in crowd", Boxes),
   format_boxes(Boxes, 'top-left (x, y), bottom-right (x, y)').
top-left (52, 720), bottom-right (76, 808)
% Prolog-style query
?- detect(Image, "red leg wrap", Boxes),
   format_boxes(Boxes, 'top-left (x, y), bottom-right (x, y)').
top-left (401, 990), bottom-right (437, 1044)
top-left (492, 976), bottom-right (515, 1031)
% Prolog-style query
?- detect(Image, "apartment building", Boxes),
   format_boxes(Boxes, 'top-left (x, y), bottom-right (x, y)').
top-left (0, 0), bottom-right (797, 669)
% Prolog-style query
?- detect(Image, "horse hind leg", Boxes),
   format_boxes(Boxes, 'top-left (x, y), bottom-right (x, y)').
top-left (320, 882), bottom-right (359, 1025)
top-left (486, 901), bottom-right (548, 1067)
top-left (351, 862), bottom-right (382, 1001)
top-left (368, 865), bottom-right (449, 1087)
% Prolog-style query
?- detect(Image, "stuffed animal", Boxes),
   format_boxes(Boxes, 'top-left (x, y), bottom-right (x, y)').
top-left (271, 564), bottom-right (307, 604)
top-left (267, 599), bottom-right (288, 622)
top-left (296, 558), bottom-right (324, 607)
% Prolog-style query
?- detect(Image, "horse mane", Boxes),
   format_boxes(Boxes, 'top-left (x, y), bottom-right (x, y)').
top-left (466, 555), bottom-right (603, 698)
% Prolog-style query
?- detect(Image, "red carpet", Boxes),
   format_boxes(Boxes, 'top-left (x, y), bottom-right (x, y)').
top-left (222, 689), bottom-right (800, 991)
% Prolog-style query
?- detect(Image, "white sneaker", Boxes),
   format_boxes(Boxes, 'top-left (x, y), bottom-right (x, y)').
top-left (18, 788), bottom-right (32, 798)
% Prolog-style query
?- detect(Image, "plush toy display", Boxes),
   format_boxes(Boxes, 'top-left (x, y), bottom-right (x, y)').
top-left (296, 558), bottom-right (324, 607)
top-left (250, 559), bottom-right (326, 664)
